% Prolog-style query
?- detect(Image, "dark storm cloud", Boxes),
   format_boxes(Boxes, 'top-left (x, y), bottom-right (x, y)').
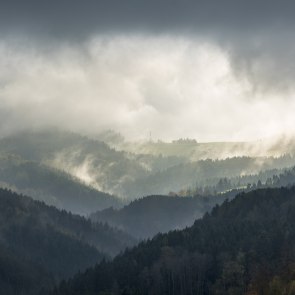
top-left (2, 0), bottom-right (295, 94)
top-left (0, 0), bottom-right (294, 39)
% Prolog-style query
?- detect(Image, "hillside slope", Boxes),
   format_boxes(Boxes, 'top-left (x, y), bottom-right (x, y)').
top-left (90, 195), bottom-right (225, 239)
top-left (52, 186), bottom-right (295, 295)
top-left (0, 154), bottom-right (121, 215)
top-left (0, 189), bottom-right (135, 294)
top-left (0, 130), bottom-right (149, 197)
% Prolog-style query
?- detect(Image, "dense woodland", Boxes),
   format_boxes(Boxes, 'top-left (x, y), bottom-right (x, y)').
top-left (90, 195), bottom-right (226, 239)
top-left (0, 188), bottom-right (135, 295)
top-left (51, 186), bottom-right (295, 295)
top-left (182, 166), bottom-right (295, 197)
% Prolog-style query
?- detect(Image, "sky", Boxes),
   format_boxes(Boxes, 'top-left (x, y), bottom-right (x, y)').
top-left (1, 0), bottom-right (295, 142)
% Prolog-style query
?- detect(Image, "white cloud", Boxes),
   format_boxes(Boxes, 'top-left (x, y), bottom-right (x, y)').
top-left (0, 35), bottom-right (294, 141)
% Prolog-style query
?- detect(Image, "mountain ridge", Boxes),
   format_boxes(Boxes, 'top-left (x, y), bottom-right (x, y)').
top-left (50, 186), bottom-right (295, 295)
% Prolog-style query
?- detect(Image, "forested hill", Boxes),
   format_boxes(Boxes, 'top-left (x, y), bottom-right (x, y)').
top-left (52, 186), bottom-right (295, 295)
top-left (0, 130), bottom-right (152, 198)
top-left (0, 154), bottom-right (121, 215)
top-left (121, 155), bottom-right (295, 198)
top-left (90, 194), bottom-right (226, 239)
top-left (0, 188), bottom-right (135, 295)
top-left (187, 165), bottom-right (295, 197)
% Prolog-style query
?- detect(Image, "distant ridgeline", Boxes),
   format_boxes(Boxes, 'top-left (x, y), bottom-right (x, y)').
top-left (0, 130), bottom-right (295, 202)
top-left (118, 154), bottom-right (295, 199)
top-left (180, 165), bottom-right (295, 197)
top-left (90, 194), bottom-right (226, 239)
top-left (171, 138), bottom-right (198, 144)
top-left (0, 188), bottom-right (135, 295)
top-left (50, 186), bottom-right (295, 295)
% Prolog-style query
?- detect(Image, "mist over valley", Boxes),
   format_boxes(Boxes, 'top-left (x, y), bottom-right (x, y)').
top-left (1, 0), bottom-right (295, 294)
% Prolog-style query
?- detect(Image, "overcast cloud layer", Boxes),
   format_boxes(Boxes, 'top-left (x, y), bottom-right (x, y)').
top-left (1, 1), bottom-right (295, 141)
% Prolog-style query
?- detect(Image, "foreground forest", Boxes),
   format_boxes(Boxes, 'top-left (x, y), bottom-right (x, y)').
top-left (51, 186), bottom-right (295, 295)
top-left (0, 188), bottom-right (135, 295)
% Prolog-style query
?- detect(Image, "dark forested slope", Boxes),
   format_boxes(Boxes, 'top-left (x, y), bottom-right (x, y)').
top-left (0, 189), bottom-right (135, 295)
top-left (0, 154), bottom-right (121, 215)
top-left (90, 195), bottom-right (226, 239)
top-left (52, 186), bottom-right (295, 295)
top-left (186, 165), bottom-right (295, 197)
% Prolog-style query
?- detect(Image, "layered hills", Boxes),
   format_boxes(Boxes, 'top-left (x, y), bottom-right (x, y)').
top-left (51, 186), bottom-right (295, 295)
